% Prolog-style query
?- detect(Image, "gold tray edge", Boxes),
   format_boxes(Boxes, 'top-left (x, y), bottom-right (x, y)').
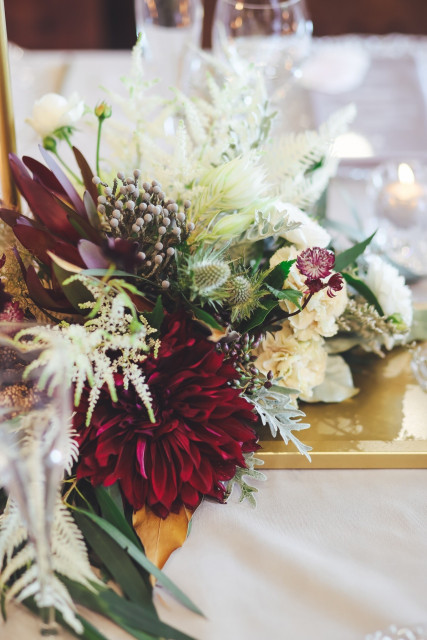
top-left (257, 446), bottom-right (427, 469)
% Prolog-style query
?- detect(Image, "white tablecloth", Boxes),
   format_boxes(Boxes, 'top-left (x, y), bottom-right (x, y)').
top-left (2, 36), bottom-right (427, 640)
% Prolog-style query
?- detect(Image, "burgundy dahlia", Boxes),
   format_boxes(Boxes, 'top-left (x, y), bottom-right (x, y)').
top-left (73, 312), bottom-right (258, 518)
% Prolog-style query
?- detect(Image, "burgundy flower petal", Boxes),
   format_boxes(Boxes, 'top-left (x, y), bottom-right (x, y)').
top-left (74, 312), bottom-right (259, 518)
top-left (296, 247), bottom-right (335, 280)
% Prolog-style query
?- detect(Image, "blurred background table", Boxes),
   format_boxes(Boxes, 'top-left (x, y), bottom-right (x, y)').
top-left (2, 30), bottom-right (427, 640)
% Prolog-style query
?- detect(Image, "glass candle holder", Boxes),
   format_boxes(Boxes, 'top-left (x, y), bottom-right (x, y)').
top-left (370, 160), bottom-right (427, 276)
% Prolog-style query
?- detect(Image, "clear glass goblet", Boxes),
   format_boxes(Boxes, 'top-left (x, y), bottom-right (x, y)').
top-left (213, 0), bottom-right (313, 83)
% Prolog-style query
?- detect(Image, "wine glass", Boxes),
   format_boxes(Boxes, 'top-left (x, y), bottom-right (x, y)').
top-left (213, 0), bottom-right (313, 83)
top-left (134, 0), bottom-right (203, 85)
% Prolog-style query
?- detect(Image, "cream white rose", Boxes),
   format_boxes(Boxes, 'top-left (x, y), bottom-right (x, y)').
top-left (254, 324), bottom-right (327, 400)
top-left (276, 202), bottom-right (331, 249)
top-left (270, 246), bottom-right (348, 340)
top-left (364, 255), bottom-right (412, 328)
top-left (27, 92), bottom-right (85, 138)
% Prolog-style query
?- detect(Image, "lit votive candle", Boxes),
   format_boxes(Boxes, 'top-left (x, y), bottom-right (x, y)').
top-left (380, 162), bottom-right (426, 228)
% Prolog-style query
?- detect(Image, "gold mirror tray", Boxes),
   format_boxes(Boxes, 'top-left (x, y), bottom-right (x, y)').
top-left (258, 347), bottom-right (427, 469)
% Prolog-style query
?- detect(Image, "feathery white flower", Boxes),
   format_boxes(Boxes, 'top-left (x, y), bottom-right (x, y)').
top-left (363, 255), bottom-right (413, 328)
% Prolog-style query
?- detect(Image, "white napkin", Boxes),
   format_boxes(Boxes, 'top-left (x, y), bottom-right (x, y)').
top-left (300, 42), bottom-right (370, 94)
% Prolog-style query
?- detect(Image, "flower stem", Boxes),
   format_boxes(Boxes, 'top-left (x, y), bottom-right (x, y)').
top-left (53, 150), bottom-right (83, 186)
top-left (286, 292), bottom-right (313, 318)
top-left (96, 117), bottom-right (104, 178)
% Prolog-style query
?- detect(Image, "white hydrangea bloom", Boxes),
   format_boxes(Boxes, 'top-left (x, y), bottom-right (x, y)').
top-left (254, 324), bottom-right (327, 400)
top-left (364, 255), bottom-right (413, 328)
top-left (270, 246), bottom-right (348, 340)
top-left (276, 202), bottom-right (331, 249)
top-left (27, 92), bottom-right (85, 138)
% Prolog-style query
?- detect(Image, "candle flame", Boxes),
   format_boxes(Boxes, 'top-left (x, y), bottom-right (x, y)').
top-left (398, 163), bottom-right (415, 185)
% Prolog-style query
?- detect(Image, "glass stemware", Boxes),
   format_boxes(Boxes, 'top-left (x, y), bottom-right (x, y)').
top-left (134, 0), bottom-right (203, 89)
top-left (213, 0), bottom-right (312, 83)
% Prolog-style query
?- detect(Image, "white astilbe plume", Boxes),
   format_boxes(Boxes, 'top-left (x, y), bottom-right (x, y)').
top-left (245, 385), bottom-right (312, 459)
top-left (264, 104), bottom-right (356, 208)
top-left (18, 276), bottom-right (159, 426)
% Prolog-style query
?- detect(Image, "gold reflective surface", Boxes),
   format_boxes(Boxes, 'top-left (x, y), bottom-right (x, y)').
top-left (258, 347), bottom-right (427, 468)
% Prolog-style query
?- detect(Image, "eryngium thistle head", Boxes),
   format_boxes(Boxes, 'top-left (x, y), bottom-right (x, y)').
top-left (193, 260), bottom-right (231, 296)
top-left (226, 275), bottom-right (252, 306)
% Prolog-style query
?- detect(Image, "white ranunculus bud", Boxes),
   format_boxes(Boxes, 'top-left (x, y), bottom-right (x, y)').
top-left (27, 92), bottom-right (85, 138)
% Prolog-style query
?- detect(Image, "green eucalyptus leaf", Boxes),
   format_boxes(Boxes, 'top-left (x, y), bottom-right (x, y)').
top-left (334, 231), bottom-right (376, 272)
top-left (342, 272), bottom-right (384, 316)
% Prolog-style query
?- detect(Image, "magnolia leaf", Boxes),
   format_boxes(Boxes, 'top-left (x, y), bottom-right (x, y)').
top-left (334, 231), bottom-right (376, 272)
top-left (133, 505), bottom-right (194, 572)
top-left (305, 355), bottom-right (359, 403)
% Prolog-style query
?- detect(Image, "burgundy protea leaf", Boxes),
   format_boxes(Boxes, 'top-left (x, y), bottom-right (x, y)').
top-left (9, 154), bottom-right (81, 241)
top-left (73, 146), bottom-right (99, 203)
top-left (23, 156), bottom-right (69, 201)
top-left (39, 146), bottom-right (87, 218)
top-left (25, 265), bottom-right (76, 312)
top-left (296, 247), bottom-right (335, 280)
top-left (78, 239), bottom-right (110, 270)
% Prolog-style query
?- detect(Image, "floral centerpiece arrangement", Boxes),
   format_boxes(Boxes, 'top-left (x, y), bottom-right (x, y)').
top-left (0, 44), bottom-right (420, 637)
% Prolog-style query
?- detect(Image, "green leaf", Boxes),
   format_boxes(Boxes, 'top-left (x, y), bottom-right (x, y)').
top-left (72, 508), bottom-right (204, 617)
top-left (334, 232), bottom-right (376, 272)
top-left (95, 486), bottom-right (140, 544)
top-left (241, 299), bottom-right (278, 332)
top-left (24, 597), bottom-right (113, 640)
top-left (191, 306), bottom-right (223, 330)
top-left (265, 260), bottom-right (295, 290)
top-left (52, 262), bottom-right (92, 311)
top-left (74, 512), bottom-right (155, 610)
top-left (143, 295), bottom-right (164, 330)
top-left (265, 285), bottom-right (302, 307)
top-left (63, 578), bottom-right (197, 640)
top-left (342, 272), bottom-right (384, 315)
